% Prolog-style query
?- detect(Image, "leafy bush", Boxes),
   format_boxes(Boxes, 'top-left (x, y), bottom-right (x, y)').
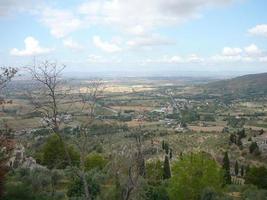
top-left (3, 182), bottom-right (36, 200)
top-left (168, 152), bottom-right (223, 200)
top-left (249, 142), bottom-right (260, 155)
top-left (67, 173), bottom-right (101, 199)
top-left (146, 160), bottom-right (163, 184)
top-left (245, 166), bottom-right (267, 189)
top-left (145, 184), bottom-right (169, 200)
top-left (3, 168), bottom-right (64, 200)
top-left (41, 134), bottom-right (80, 169)
top-left (85, 153), bottom-right (107, 171)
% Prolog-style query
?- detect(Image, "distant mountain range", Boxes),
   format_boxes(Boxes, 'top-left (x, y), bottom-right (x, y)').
top-left (205, 72), bottom-right (267, 97)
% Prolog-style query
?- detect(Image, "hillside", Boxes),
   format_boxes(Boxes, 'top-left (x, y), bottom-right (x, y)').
top-left (205, 72), bottom-right (267, 97)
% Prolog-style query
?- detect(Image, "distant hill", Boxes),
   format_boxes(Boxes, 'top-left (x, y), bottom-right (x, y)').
top-left (205, 72), bottom-right (267, 98)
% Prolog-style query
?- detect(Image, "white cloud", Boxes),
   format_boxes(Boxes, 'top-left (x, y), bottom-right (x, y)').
top-left (248, 24), bottom-right (267, 37)
top-left (142, 54), bottom-right (205, 64)
top-left (0, 0), bottom-right (38, 16)
top-left (157, 55), bottom-right (184, 63)
top-left (209, 44), bottom-right (264, 63)
top-left (88, 54), bottom-right (121, 63)
top-left (187, 54), bottom-right (205, 63)
top-left (39, 8), bottom-right (82, 38)
top-left (3, 0), bottom-right (237, 49)
top-left (127, 35), bottom-right (174, 47)
top-left (78, 0), bottom-right (235, 35)
top-left (92, 36), bottom-right (122, 53)
top-left (141, 43), bottom-right (267, 65)
top-left (222, 47), bottom-right (242, 56)
top-left (63, 38), bottom-right (83, 51)
top-left (88, 54), bottom-right (104, 63)
top-left (127, 25), bottom-right (147, 36)
top-left (10, 36), bottom-right (52, 56)
top-left (168, 56), bottom-right (184, 63)
top-left (244, 44), bottom-right (262, 56)
top-left (211, 54), bottom-right (242, 62)
top-left (259, 57), bottom-right (267, 62)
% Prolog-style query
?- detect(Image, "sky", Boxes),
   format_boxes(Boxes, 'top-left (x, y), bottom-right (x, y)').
top-left (0, 0), bottom-right (267, 76)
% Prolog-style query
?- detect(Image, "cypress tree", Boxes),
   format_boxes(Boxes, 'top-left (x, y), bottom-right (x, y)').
top-left (138, 158), bottom-right (146, 177)
top-left (249, 142), bottom-right (260, 155)
top-left (235, 160), bottom-right (239, 176)
top-left (246, 165), bottom-right (250, 174)
top-left (237, 129), bottom-right (246, 139)
top-left (179, 152), bottom-right (183, 160)
top-left (229, 134), bottom-right (236, 144)
top-left (222, 152), bottom-right (231, 184)
top-left (169, 148), bottom-right (173, 160)
top-left (241, 165), bottom-right (244, 177)
top-left (237, 137), bottom-right (243, 148)
top-left (165, 143), bottom-right (169, 154)
top-left (163, 155), bottom-right (171, 179)
top-left (162, 140), bottom-right (165, 150)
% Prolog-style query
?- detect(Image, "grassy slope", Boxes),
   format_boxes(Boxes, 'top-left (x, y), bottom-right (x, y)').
top-left (205, 72), bottom-right (267, 94)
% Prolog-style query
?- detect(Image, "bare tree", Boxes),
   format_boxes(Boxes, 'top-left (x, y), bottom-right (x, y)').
top-left (29, 62), bottom-right (106, 199)
top-left (26, 62), bottom-right (82, 182)
top-left (0, 66), bottom-right (17, 198)
top-left (79, 79), bottom-right (105, 120)
top-left (72, 79), bottom-right (105, 200)
top-left (0, 67), bottom-right (17, 93)
top-left (109, 124), bottom-right (146, 200)
top-left (27, 61), bottom-right (66, 132)
top-left (0, 66), bottom-right (17, 152)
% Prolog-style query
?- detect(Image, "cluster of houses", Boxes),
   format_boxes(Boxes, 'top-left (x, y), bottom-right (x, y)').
top-left (40, 114), bottom-right (73, 126)
top-left (253, 133), bottom-right (267, 153)
top-left (174, 98), bottom-right (193, 110)
top-left (0, 99), bottom-right (13, 105)
top-left (151, 104), bottom-right (174, 115)
top-left (151, 99), bottom-right (192, 115)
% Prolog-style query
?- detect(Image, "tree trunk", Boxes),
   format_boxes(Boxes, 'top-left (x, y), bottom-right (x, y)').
top-left (80, 152), bottom-right (91, 200)
top-left (82, 171), bottom-right (91, 200)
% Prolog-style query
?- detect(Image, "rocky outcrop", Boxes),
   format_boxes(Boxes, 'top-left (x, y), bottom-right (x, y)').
top-left (8, 144), bottom-right (46, 170)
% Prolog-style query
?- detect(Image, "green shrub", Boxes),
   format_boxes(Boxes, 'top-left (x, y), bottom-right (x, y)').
top-left (67, 173), bottom-right (100, 199)
top-left (146, 160), bottom-right (163, 184)
top-left (41, 134), bottom-right (80, 169)
top-left (85, 153), bottom-right (107, 171)
top-left (245, 166), bottom-right (267, 189)
top-left (168, 152), bottom-right (223, 200)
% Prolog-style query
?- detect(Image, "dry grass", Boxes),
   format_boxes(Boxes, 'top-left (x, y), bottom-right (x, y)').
top-left (188, 125), bottom-right (224, 132)
top-left (110, 105), bottom-right (155, 112)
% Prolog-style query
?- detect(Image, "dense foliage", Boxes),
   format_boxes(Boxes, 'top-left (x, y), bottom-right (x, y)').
top-left (39, 134), bottom-right (80, 169)
top-left (85, 153), bottom-right (107, 171)
top-left (168, 152), bottom-right (223, 200)
top-left (245, 166), bottom-right (267, 189)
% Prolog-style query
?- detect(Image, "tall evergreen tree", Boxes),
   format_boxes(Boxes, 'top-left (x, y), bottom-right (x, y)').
top-left (249, 142), bottom-right (260, 155)
top-left (237, 137), bottom-right (243, 148)
top-left (229, 134), bottom-right (236, 144)
top-left (179, 152), bottom-right (183, 160)
top-left (165, 143), bottom-right (169, 154)
top-left (169, 148), bottom-right (173, 160)
top-left (246, 165), bottom-right (250, 174)
top-left (234, 161), bottom-right (239, 176)
top-left (237, 129), bottom-right (246, 139)
top-left (241, 165), bottom-right (244, 177)
top-left (222, 152), bottom-right (231, 184)
top-left (162, 140), bottom-right (165, 150)
top-left (138, 158), bottom-right (146, 177)
top-left (163, 155), bottom-right (171, 179)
